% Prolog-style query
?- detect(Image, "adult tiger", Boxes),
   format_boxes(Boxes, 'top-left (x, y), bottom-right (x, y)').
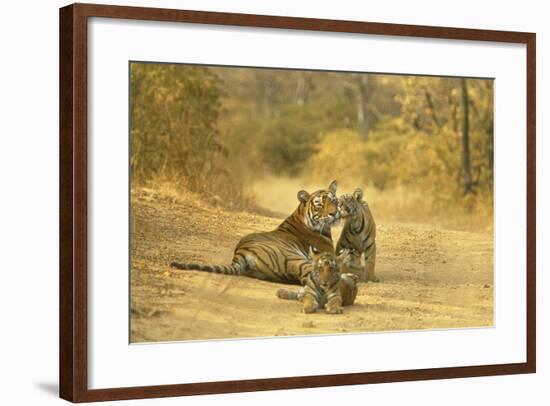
top-left (336, 188), bottom-right (378, 282)
top-left (170, 181), bottom-right (340, 284)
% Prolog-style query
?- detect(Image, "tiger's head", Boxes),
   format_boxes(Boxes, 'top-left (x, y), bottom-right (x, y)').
top-left (312, 252), bottom-right (340, 290)
top-left (338, 188), bottom-right (364, 219)
top-left (297, 180), bottom-right (340, 232)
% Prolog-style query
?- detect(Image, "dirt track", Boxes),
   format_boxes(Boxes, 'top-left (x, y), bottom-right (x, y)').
top-left (130, 187), bottom-right (494, 343)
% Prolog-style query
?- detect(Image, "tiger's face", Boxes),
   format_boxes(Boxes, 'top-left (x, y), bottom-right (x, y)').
top-left (312, 252), bottom-right (340, 289)
top-left (338, 188), bottom-right (364, 219)
top-left (297, 180), bottom-right (340, 231)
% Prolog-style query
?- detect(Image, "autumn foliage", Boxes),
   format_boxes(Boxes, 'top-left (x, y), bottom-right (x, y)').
top-left (130, 63), bottom-right (493, 229)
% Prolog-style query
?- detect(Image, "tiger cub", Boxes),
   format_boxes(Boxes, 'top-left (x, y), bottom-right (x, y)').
top-left (277, 252), bottom-right (358, 314)
top-left (336, 188), bottom-right (378, 282)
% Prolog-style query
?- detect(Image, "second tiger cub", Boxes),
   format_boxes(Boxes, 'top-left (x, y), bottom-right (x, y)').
top-left (336, 188), bottom-right (378, 282)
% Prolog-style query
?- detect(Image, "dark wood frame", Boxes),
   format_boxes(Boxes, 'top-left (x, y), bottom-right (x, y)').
top-left (59, 3), bottom-right (536, 402)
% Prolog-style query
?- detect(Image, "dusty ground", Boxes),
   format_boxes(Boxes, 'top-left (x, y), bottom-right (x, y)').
top-left (130, 187), bottom-right (493, 343)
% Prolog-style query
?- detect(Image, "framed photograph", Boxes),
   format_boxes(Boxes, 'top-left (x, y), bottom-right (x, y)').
top-left (59, 3), bottom-right (536, 402)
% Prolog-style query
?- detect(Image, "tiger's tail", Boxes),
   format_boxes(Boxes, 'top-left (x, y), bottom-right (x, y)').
top-left (276, 288), bottom-right (300, 301)
top-left (170, 258), bottom-right (246, 276)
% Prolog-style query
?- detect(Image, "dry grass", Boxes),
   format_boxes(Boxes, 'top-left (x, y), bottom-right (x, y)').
top-left (252, 175), bottom-right (493, 232)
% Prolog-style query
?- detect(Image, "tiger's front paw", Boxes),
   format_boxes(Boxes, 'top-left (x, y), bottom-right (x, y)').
top-left (303, 304), bottom-right (319, 314)
top-left (325, 298), bottom-right (344, 314)
top-left (326, 306), bottom-right (344, 315)
top-left (302, 294), bottom-right (319, 314)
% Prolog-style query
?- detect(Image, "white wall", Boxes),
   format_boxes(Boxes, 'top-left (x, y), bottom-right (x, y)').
top-left (0, 1), bottom-right (546, 405)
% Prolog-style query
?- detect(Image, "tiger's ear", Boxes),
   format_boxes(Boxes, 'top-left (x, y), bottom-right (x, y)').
top-left (353, 188), bottom-right (363, 202)
top-left (328, 180), bottom-right (338, 194)
top-left (297, 190), bottom-right (310, 203)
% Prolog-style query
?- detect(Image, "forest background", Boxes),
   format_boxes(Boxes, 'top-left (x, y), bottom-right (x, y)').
top-left (130, 63), bottom-right (494, 230)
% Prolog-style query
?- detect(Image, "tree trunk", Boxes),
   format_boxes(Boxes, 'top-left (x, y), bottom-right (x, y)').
top-left (461, 78), bottom-right (473, 195)
top-left (358, 74), bottom-right (369, 141)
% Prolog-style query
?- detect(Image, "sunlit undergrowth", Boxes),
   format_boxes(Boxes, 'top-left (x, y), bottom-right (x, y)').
top-left (130, 63), bottom-right (494, 231)
top-left (304, 126), bottom-right (493, 231)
